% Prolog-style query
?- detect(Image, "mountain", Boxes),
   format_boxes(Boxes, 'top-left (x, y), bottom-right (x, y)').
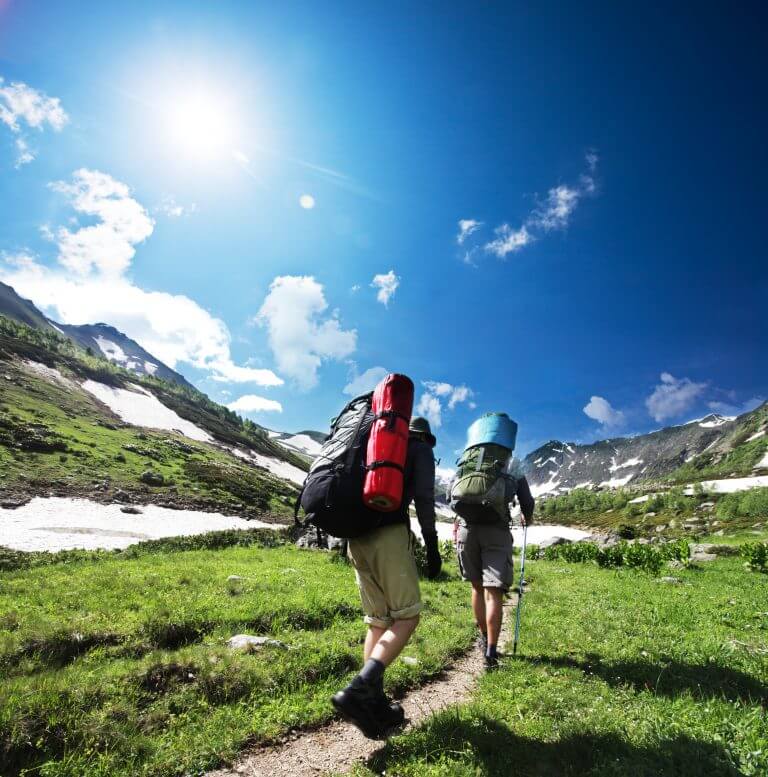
top-left (0, 281), bottom-right (61, 334)
top-left (0, 282), bottom-right (193, 390)
top-left (55, 322), bottom-right (195, 390)
top-left (523, 405), bottom-right (768, 496)
top-left (268, 429), bottom-right (327, 459)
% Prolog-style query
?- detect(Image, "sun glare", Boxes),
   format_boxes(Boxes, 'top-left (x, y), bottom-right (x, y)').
top-left (164, 90), bottom-right (238, 161)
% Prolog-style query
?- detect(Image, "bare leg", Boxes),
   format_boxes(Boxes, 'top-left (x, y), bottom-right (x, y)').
top-left (484, 587), bottom-right (504, 648)
top-left (471, 581), bottom-right (487, 635)
top-left (363, 626), bottom-right (385, 661)
top-left (368, 616), bottom-right (420, 667)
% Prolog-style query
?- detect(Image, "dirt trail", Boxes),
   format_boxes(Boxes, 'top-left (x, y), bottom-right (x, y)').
top-left (208, 596), bottom-right (517, 777)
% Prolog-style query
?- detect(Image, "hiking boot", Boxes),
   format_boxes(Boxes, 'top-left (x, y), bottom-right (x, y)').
top-left (484, 652), bottom-right (504, 672)
top-left (478, 632), bottom-right (488, 656)
top-left (373, 695), bottom-right (406, 730)
top-left (331, 680), bottom-right (386, 739)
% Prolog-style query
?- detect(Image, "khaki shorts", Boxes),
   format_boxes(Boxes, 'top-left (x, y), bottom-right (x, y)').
top-left (456, 522), bottom-right (514, 590)
top-left (347, 523), bottom-right (422, 628)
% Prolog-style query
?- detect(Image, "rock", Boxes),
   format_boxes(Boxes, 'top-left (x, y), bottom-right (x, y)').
top-left (692, 543), bottom-right (740, 557)
top-left (140, 471), bottom-right (164, 487)
top-left (0, 497), bottom-right (30, 510)
top-left (655, 524), bottom-right (668, 533)
top-left (227, 575), bottom-right (245, 582)
top-left (538, 536), bottom-right (573, 550)
top-left (644, 512), bottom-right (657, 518)
top-left (714, 529), bottom-right (725, 536)
top-left (295, 527), bottom-right (346, 551)
top-left (113, 489), bottom-right (130, 502)
top-left (227, 634), bottom-right (289, 651)
top-left (659, 576), bottom-right (682, 584)
top-left (698, 502), bottom-right (715, 511)
top-left (120, 506), bottom-right (142, 514)
top-left (401, 656), bottom-right (419, 666)
top-left (691, 552), bottom-right (718, 562)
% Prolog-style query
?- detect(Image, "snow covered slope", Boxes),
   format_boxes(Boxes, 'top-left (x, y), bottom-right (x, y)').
top-left (58, 322), bottom-right (194, 389)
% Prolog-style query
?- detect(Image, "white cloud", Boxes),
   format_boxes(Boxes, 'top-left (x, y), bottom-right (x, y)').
top-left (417, 380), bottom-right (475, 428)
top-left (344, 365), bottom-right (389, 396)
top-left (457, 219), bottom-right (482, 244)
top-left (227, 394), bottom-right (283, 414)
top-left (49, 169), bottom-right (154, 277)
top-left (416, 392), bottom-right (443, 429)
top-left (707, 397), bottom-right (765, 416)
top-left (484, 224), bottom-right (533, 258)
top-left (371, 269), bottom-right (400, 307)
top-left (256, 275), bottom-right (357, 391)
top-left (461, 152), bottom-right (599, 263)
top-left (0, 77), bottom-right (68, 166)
top-left (156, 195), bottom-right (197, 218)
top-left (0, 169), bottom-right (282, 387)
top-left (583, 395), bottom-right (625, 428)
top-left (532, 185), bottom-right (581, 231)
top-left (645, 373), bottom-right (707, 422)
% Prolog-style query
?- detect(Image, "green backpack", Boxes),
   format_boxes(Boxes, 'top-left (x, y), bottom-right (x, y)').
top-left (450, 443), bottom-right (515, 524)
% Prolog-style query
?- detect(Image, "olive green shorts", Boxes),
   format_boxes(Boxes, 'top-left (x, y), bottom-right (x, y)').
top-left (347, 523), bottom-right (422, 629)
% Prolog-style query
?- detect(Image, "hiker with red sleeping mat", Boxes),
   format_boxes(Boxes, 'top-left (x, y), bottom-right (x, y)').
top-left (332, 410), bottom-right (441, 739)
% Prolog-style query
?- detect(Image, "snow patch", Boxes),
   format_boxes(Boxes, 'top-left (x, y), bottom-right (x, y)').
top-left (698, 416), bottom-right (735, 428)
top-left (609, 457), bottom-right (643, 472)
top-left (0, 497), bottom-right (276, 552)
top-left (628, 494), bottom-right (651, 504)
top-left (746, 430), bottom-right (765, 443)
top-left (599, 473), bottom-right (635, 489)
top-left (531, 476), bottom-right (561, 497)
top-left (279, 434), bottom-right (323, 456)
top-left (22, 360), bottom-right (75, 389)
top-left (95, 336), bottom-right (127, 363)
top-left (683, 476), bottom-right (768, 494)
top-left (230, 447), bottom-right (307, 486)
top-left (756, 451), bottom-right (768, 470)
top-left (144, 361), bottom-right (158, 376)
top-left (82, 380), bottom-right (212, 442)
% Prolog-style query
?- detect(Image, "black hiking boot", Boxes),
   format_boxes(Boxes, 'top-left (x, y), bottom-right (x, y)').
top-left (373, 695), bottom-right (406, 730)
top-left (484, 650), bottom-right (505, 672)
top-left (331, 679), bottom-right (387, 739)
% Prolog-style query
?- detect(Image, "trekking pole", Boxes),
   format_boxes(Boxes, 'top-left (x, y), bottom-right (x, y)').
top-left (512, 522), bottom-right (528, 656)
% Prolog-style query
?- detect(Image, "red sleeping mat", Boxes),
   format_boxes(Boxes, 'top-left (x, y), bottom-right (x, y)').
top-left (363, 373), bottom-right (414, 511)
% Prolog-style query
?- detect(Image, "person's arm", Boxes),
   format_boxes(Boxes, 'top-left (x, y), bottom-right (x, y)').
top-left (411, 444), bottom-right (441, 578)
top-left (516, 476), bottom-right (535, 525)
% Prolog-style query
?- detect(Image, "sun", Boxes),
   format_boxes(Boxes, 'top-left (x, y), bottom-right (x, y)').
top-left (163, 89), bottom-right (239, 161)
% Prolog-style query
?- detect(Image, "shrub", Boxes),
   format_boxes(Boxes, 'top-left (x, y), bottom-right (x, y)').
top-left (716, 487), bottom-right (768, 521)
top-left (540, 539), bottom-right (688, 575)
top-left (740, 542), bottom-right (768, 573)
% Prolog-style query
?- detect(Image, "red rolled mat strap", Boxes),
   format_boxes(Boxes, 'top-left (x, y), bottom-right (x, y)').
top-left (363, 373), bottom-right (414, 512)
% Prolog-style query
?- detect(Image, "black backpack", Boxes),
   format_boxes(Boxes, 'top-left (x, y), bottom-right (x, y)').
top-left (295, 392), bottom-right (387, 539)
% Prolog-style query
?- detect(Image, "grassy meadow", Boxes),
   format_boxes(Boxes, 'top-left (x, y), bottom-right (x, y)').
top-left (0, 535), bottom-right (473, 777)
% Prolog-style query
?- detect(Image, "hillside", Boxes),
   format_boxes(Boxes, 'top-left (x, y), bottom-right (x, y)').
top-left (523, 405), bottom-right (768, 497)
top-left (0, 314), bottom-right (307, 520)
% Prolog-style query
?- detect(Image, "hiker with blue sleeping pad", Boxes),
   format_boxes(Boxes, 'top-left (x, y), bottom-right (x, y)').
top-left (450, 412), bottom-right (535, 670)
top-left (295, 374), bottom-right (441, 739)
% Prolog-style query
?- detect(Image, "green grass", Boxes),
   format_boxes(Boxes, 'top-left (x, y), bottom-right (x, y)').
top-left (0, 539), bottom-right (475, 776)
top-left (354, 556), bottom-right (768, 777)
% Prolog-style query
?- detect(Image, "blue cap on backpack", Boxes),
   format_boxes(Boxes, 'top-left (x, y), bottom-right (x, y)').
top-left (465, 412), bottom-right (518, 451)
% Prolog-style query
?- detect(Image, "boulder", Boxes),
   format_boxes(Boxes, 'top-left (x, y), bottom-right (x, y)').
top-left (227, 634), bottom-right (289, 651)
top-left (120, 506), bottom-right (142, 514)
top-left (658, 576), bottom-right (682, 584)
top-left (691, 543), bottom-right (740, 557)
top-left (295, 526), bottom-right (346, 551)
top-left (140, 471), bottom-right (164, 487)
top-left (537, 536), bottom-right (573, 550)
top-left (655, 524), bottom-right (668, 533)
top-left (0, 497), bottom-right (30, 510)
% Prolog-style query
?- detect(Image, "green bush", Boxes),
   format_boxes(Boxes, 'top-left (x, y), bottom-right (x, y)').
top-left (740, 542), bottom-right (768, 573)
top-left (540, 539), bottom-right (689, 575)
top-left (716, 487), bottom-right (768, 521)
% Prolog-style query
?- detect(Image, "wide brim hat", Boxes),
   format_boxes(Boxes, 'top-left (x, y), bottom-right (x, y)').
top-left (409, 416), bottom-right (436, 447)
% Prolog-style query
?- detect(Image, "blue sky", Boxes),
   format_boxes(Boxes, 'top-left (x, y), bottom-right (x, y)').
top-left (1, 1), bottom-right (766, 467)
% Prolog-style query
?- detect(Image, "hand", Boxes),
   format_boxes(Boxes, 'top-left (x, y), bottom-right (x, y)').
top-left (425, 534), bottom-right (442, 579)
top-left (520, 514), bottom-right (527, 528)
